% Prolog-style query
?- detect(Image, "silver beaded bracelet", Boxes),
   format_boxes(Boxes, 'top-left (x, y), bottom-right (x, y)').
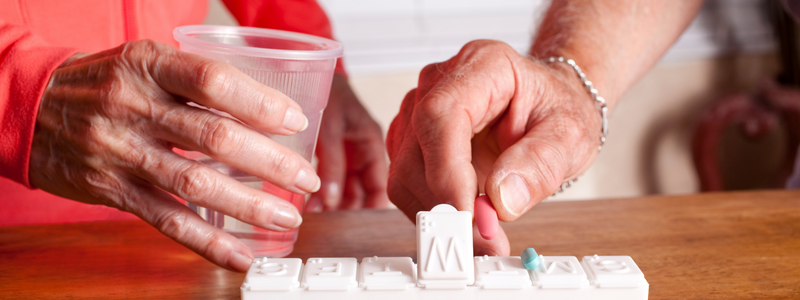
top-left (545, 56), bottom-right (609, 195)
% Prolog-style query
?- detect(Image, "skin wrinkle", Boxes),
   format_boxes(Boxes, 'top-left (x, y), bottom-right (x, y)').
top-left (542, 119), bottom-right (582, 175)
top-left (413, 97), bottom-right (472, 183)
top-left (154, 208), bottom-right (193, 247)
top-left (451, 58), bottom-right (475, 86)
top-left (89, 171), bottom-right (131, 209)
top-left (125, 69), bottom-right (168, 122)
top-left (520, 65), bottom-right (597, 179)
top-left (153, 103), bottom-right (205, 146)
top-left (498, 50), bottom-right (525, 140)
top-left (524, 142), bottom-right (564, 197)
top-left (519, 72), bottom-right (553, 131)
top-left (29, 37), bottom-right (389, 269)
top-left (117, 180), bottom-right (155, 214)
top-left (417, 87), bottom-right (463, 131)
top-left (396, 140), bottom-right (441, 210)
top-left (173, 162), bottom-right (217, 201)
top-left (249, 90), bottom-right (277, 129)
top-left (480, 76), bottom-right (509, 134)
top-left (437, 85), bottom-right (476, 131)
top-left (113, 136), bottom-right (149, 171)
top-left (200, 117), bottom-right (244, 158)
top-left (476, 44), bottom-right (516, 131)
top-left (72, 161), bottom-right (115, 204)
top-left (200, 230), bottom-right (231, 262)
top-left (386, 90), bottom-right (415, 158)
top-left (387, 1), bottom-right (709, 247)
top-left (198, 61), bottom-right (235, 104)
top-left (265, 146), bottom-right (296, 185)
top-left (245, 196), bottom-right (276, 229)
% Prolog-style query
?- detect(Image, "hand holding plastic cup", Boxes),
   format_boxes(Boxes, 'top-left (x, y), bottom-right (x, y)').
top-left (173, 25), bottom-right (342, 257)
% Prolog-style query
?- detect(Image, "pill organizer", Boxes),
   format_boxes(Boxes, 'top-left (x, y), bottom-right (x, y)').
top-left (241, 204), bottom-right (648, 300)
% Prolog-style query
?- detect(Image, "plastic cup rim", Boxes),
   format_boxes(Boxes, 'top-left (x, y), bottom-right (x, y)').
top-left (173, 25), bottom-right (343, 60)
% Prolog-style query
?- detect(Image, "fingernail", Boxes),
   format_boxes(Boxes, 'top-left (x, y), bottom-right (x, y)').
top-left (294, 169), bottom-right (321, 193)
top-left (230, 251), bottom-right (254, 272)
top-left (322, 182), bottom-right (340, 208)
top-left (283, 107), bottom-right (309, 133)
top-left (273, 206), bottom-right (303, 229)
top-left (499, 174), bottom-right (531, 216)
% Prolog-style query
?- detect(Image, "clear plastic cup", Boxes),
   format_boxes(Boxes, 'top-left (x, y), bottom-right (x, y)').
top-left (173, 25), bottom-right (343, 257)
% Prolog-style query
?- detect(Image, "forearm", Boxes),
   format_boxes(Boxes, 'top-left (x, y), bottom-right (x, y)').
top-left (530, 0), bottom-right (704, 108)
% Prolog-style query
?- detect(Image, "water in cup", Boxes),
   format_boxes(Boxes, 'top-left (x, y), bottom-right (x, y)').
top-left (174, 25), bottom-right (342, 257)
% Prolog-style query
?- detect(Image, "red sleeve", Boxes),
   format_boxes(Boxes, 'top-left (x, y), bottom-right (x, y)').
top-left (222, 0), bottom-right (347, 76)
top-left (0, 21), bottom-right (76, 187)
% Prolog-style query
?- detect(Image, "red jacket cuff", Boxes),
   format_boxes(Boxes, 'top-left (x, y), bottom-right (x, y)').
top-left (0, 34), bottom-right (76, 187)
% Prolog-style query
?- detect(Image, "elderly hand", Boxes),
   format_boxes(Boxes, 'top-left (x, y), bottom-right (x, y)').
top-left (386, 40), bottom-right (602, 256)
top-left (309, 75), bottom-right (390, 211)
top-left (30, 40), bottom-right (320, 272)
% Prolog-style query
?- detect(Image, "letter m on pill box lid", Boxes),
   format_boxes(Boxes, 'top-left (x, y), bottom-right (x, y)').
top-left (416, 204), bottom-right (474, 289)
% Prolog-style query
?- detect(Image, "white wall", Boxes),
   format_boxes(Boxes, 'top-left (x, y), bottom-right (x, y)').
top-left (317, 0), bottom-right (774, 75)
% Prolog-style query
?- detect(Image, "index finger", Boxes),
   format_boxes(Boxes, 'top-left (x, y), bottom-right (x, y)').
top-left (144, 43), bottom-right (308, 135)
top-left (410, 41), bottom-right (517, 212)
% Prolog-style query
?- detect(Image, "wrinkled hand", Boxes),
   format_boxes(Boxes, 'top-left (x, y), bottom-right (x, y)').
top-left (308, 75), bottom-right (389, 211)
top-left (386, 40), bottom-right (602, 256)
top-left (30, 40), bottom-right (321, 271)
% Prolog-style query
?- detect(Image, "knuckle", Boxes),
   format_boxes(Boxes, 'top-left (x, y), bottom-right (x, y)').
top-left (133, 39), bottom-right (162, 52)
top-left (251, 93), bottom-right (281, 126)
top-left (413, 90), bottom-right (459, 130)
top-left (194, 60), bottom-right (232, 97)
top-left (154, 209), bottom-right (191, 242)
top-left (418, 89), bottom-right (456, 113)
top-left (98, 76), bottom-right (125, 99)
top-left (116, 143), bottom-right (149, 169)
top-left (82, 170), bottom-right (128, 204)
top-left (83, 125), bottom-right (112, 153)
top-left (173, 163), bottom-right (217, 200)
top-left (238, 196), bottom-right (272, 225)
top-left (464, 39), bottom-right (511, 53)
top-left (554, 116), bottom-right (587, 143)
top-left (78, 117), bottom-right (101, 139)
top-left (265, 150), bottom-right (299, 183)
top-left (462, 39), bottom-right (487, 51)
top-left (420, 63), bottom-right (439, 78)
top-left (99, 83), bottom-right (140, 119)
top-left (200, 118), bottom-right (243, 157)
top-left (197, 230), bottom-right (227, 259)
top-left (120, 39), bottom-right (162, 64)
top-left (401, 89), bottom-right (419, 107)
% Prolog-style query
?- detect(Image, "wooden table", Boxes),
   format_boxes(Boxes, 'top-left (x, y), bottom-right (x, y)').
top-left (1, 190), bottom-right (799, 299)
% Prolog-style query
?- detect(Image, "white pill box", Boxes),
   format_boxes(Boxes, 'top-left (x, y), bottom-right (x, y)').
top-left (241, 204), bottom-right (648, 300)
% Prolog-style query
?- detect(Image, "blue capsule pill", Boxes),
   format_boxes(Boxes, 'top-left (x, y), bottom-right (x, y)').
top-left (521, 247), bottom-right (541, 270)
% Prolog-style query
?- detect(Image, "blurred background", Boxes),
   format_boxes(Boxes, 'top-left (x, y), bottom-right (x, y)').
top-left (206, 0), bottom-right (792, 201)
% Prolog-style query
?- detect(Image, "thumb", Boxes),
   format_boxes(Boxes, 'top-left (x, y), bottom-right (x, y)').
top-left (485, 117), bottom-right (597, 222)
